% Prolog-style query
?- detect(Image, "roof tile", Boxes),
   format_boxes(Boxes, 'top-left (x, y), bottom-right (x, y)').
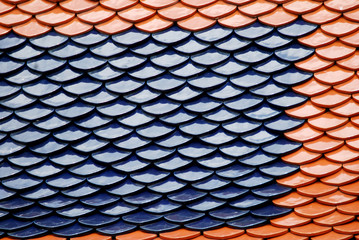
top-left (199, 1), bottom-right (237, 19)
top-left (300, 158), bottom-right (341, 177)
top-left (321, 17), bottom-right (359, 37)
top-left (294, 54), bottom-right (334, 72)
top-left (282, 0), bottom-right (321, 15)
top-left (238, 0), bottom-right (277, 17)
top-left (246, 225), bottom-right (287, 238)
top-left (346, 138), bottom-right (359, 152)
top-left (324, 0), bottom-right (359, 13)
top-left (303, 136), bottom-right (344, 153)
top-left (158, 2), bottom-right (196, 21)
top-left (100, 0), bottom-right (138, 11)
top-left (311, 231), bottom-right (353, 240)
top-left (178, 13), bottom-right (216, 31)
top-left (203, 227), bottom-right (244, 239)
top-left (344, 7), bottom-right (359, 22)
top-left (118, 4), bottom-right (156, 23)
top-left (314, 65), bottom-right (354, 85)
top-left (60, 0), bottom-right (98, 13)
top-left (182, 0), bottom-right (217, 8)
top-left (314, 210), bottom-right (355, 226)
top-left (273, 192), bottom-right (313, 208)
top-left (317, 190), bottom-right (357, 205)
top-left (297, 181), bottom-right (337, 197)
top-left (160, 229), bottom-right (201, 240)
top-left (54, 17), bottom-right (93, 36)
top-left (325, 144), bottom-right (359, 163)
top-left (218, 10), bottom-right (256, 28)
top-left (13, 18), bottom-right (51, 38)
top-left (36, 6), bottom-right (75, 26)
top-left (327, 121), bottom-right (359, 139)
top-left (18, 0), bottom-right (56, 15)
top-left (77, 6), bottom-right (115, 25)
top-left (258, 6), bottom-right (297, 27)
top-left (277, 171), bottom-right (316, 188)
top-left (290, 223), bottom-right (331, 237)
top-left (0, 1), bottom-right (15, 14)
top-left (337, 201), bottom-right (359, 215)
top-left (340, 180), bottom-right (359, 195)
top-left (308, 112), bottom-right (348, 131)
top-left (302, 5), bottom-right (341, 25)
top-left (334, 221), bottom-right (359, 235)
top-left (94, 15), bottom-right (132, 34)
top-left (135, 15), bottom-right (173, 33)
top-left (270, 212), bottom-right (311, 228)
top-left (298, 29), bottom-right (336, 48)
top-left (295, 202), bottom-right (336, 218)
top-left (0, 8), bottom-right (32, 27)
top-left (316, 41), bottom-right (356, 61)
top-left (321, 169), bottom-right (359, 186)
top-left (141, 0), bottom-right (178, 9)
top-left (334, 75), bottom-right (359, 93)
top-left (284, 123), bottom-right (323, 142)
top-left (282, 147), bottom-right (322, 165)
top-left (267, 232), bottom-right (308, 240)
top-left (311, 89), bottom-right (351, 108)
top-left (340, 31), bottom-right (359, 47)
top-left (292, 77), bottom-right (331, 97)
top-left (285, 101), bottom-right (325, 119)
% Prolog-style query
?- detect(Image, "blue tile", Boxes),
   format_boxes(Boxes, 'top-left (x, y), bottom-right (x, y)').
top-left (0, 56), bottom-right (24, 74)
top-left (92, 147), bottom-right (131, 164)
top-left (0, 198), bottom-right (33, 210)
top-left (222, 117), bottom-right (261, 134)
top-left (56, 102), bottom-right (94, 119)
top-left (142, 98), bottom-right (181, 115)
top-left (94, 123), bottom-right (132, 140)
top-left (273, 67), bottom-right (312, 86)
top-left (165, 209), bottom-right (204, 223)
top-left (167, 84), bottom-right (202, 102)
top-left (239, 150), bottom-right (277, 167)
top-left (203, 106), bottom-right (239, 122)
top-left (262, 138), bottom-right (302, 155)
top-left (154, 153), bottom-right (192, 171)
top-left (234, 171), bottom-right (272, 188)
top-left (188, 72), bottom-right (226, 90)
top-left (150, 49), bottom-right (188, 68)
top-left (87, 170), bottom-right (126, 186)
top-left (243, 103), bottom-right (281, 121)
top-left (180, 118), bottom-right (218, 136)
top-left (255, 31), bottom-right (292, 49)
top-left (0, 107), bottom-right (12, 121)
top-left (54, 124), bottom-right (90, 142)
top-left (252, 183), bottom-right (291, 198)
top-left (97, 100), bottom-right (136, 117)
top-left (0, 161), bottom-right (21, 179)
top-left (184, 96), bottom-right (221, 113)
top-left (169, 60), bottom-right (206, 78)
top-left (20, 183), bottom-right (57, 200)
top-left (2, 173), bottom-right (42, 190)
top-left (81, 88), bottom-right (118, 105)
top-left (88, 64), bottom-right (125, 81)
top-left (210, 207), bottom-right (249, 220)
top-left (174, 36), bottom-right (210, 54)
top-left (30, 31), bottom-right (68, 48)
top-left (49, 41), bottom-right (86, 59)
top-left (192, 176), bottom-right (230, 191)
top-left (130, 168), bottom-right (169, 184)
top-left (109, 52), bottom-right (146, 69)
top-left (131, 39), bottom-right (166, 56)
top-left (75, 112), bottom-right (111, 129)
top-left (234, 46), bottom-right (272, 63)
top-left (79, 213), bottom-right (119, 227)
top-left (27, 55), bottom-right (66, 73)
top-left (192, 49), bottom-right (229, 66)
top-left (68, 159), bottom-right (105, 176)
top-left (81, 193), bottom-right (119, 207)
top-left (114, 133), bottom-right (150, 150)
top-left (225, 93), bottom-right (263, 111)
top-left (34, 215), bottom-right (75, 229)
top-left (216, 164), bottom-right (255, 179)
top-left (13, 205), bottom-right (51, 219)
top-left (0, 186), bottom-right (15, 201)
top-left (33, 114), bottom-right (70, 131)
top-left (178, 142), bottom-right (217, 159)
top-left (38, 195), bottom-right (76, 209)
top-left (23, 79), bottom-right (60, 97)
top-left (268, 91), bottom-right (308, 108)
top-left (136, 145), bottom-right (175, 160)
top-left (0, 81), bottom-right (20, 99)
top-left (141, 220), bottom-right (179, 233)
top-left (253, 56), bottom-right (290, 74)
top-left (188, 196), bottom-right (225, 212)
top-left (105, 75), bottom-right (144, 94)
top-left (264, 114), bottom-right (304, 132)
top-left (215, 34), bottom-right (251, 51)
top-left (200, 129), bottom-right (237, 145)
top-left (185, 216), bottom-right (223, 231)
top-left (8, 43), bottom-right (44, 60)
top-left (7, 226), bottom-right (47, 239)
top-left (228, 215), bottom-right (266, 229)
top-left (26, 161), bottom-right (63, 178)
top-left (259, 161), bottom-right (299, 177)
top-left (174, 165), bottom-right (213, 182)
top-left (153, 26), bottom-right (191, 44)
top-left (249, 79), bottom-right (287, 97)
top-left (148, 176), bottom-right (186, 194)
top-left (112, 28), bottom-right (150, 46)
top-left (57, 203), bottom-right (95, 218)
top-left (107, 179), bottom-right (144, 196)
top-left (46, 172), bottom-right (85, 189)
top-left (160, 108), bottom-right (196, 125)
top-left (40, 91), bottom-right (77, 108)
top-left (0, 116), bottom-right (28, 133)
top-left (1, 92), bottom-right (35, 109)
top-left (251, 204), bottom-right (291, 219)
top-left (0, 32), bottom-right (25, 50)
top-left (47, 66), bottom-right (83, 83)
top-left (71, 29), bottom-right (108, 46)
top-left (195, 24), bottom-right (232, 42)
top-left (100, 201), bottom-right (137, 216)
top-left (137, 121), bottom-right (175, 139)
top-left (230, 194), bottom-right (268, 209)
top-left (278, 19), bottom-right (317, 37)
top-left (5, 67), bottom-right (41, 84)
top-left (220, 141), bottom-right (258, 158)
top-left (212, 58), bottom-right (249, 76)
top-left (275, 43), bottom-right (314, 62)
top-left (119, 109), bottom-right (154, 128)
top-left (122, 211), bottom-right (161, 224)
top-left (69, 53), bottom-right (106, 71)
top-left (166, 188), bottom-right (204, 203)
top-left (197, 152), bottom-right (234, 169)
top-left (147, 73), bottom-right (185, 91)
top-left (52, 223), bottom-right (92, 237)
top-left (123, 191), bottom-right (161, 205)
top-left (128, 62), bottom-right (165, 80)
top-left (124, 86), bottom-right (161, 104)
top-left (97, 221), bottom-right (136, 235)
top-left (8, 152), bottom-right (45, 168)
top-left (210, 186), bottom-right (248, 200)
top-left (90, 39), bottom-right (127, 57)
top-left (235, 22), bottom-right (273, 39)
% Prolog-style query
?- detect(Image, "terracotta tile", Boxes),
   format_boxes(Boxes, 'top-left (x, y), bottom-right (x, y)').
top-left (293, 77), bottom-right (331, 97)
top-left (60, 0), bottom-right (98, 13)
top-left (100, 0), bottom-right (138, 11)
top-left (316, 41), bottom-right (356, 61)
top-left (273, 192), bottom-right (313, 208)
top-left (141, 0), bottom-right (178, 9)
top-left (346, 138), bottom-right (359, 152)
top-left (199, 1), bottom-right (237, 19)
top-left (277, 171), bottom-right (316, 188)
top-left (246, 225), bottom-right (287, 238)
top-left (191, 236), bottom-right (213, 240)
top-left (95, 15), bottom-right (132, 34)
top-left (337, 201), bottom-right (359, 215)
top-left (262, 7), bottom-right (298, 27)
top-left (321, 18), bottom-right (359, 37)
top-left (341, 31), bottom-right (359, 48)
top-left (285, 123), bottom-right (324, 143)
top-left (297, 181), bottom-right (337, 197)
top-left (324, 0), bottom-right (359, 12)
top-left (299, 29), bottom-right (337, 48)
top-left (218, 10), bottom-right (256, 28)
top-left (0, 1), bottom-right (15, 15)
top-left (54, 17), bottom-right (93, 36)
top-left (334, 221), bottom-right (359, 235)
top-left (229, 234), bottom-right (263, 240)
top-left (291, 223), bottom-right (331, 237)
top-left (321, 169), bottom-right (359, 186)
top-left (334, 75), bottom-right (359, 93)
top-left (311, 89), bottom-right (351, 108)
top-left (267, 0), bottom-right (291, 3)
top-left (178, 12), bottom-right (215, 31)
top-left (344, 7), bottom-right (359, 22)
top-left (36, 6), bottom-right (75, 26)
top-left (224, 0), bottom-right (254, 5)
top-left (0, 25), bottom-right (11, 36)
top-left (135, 15), bottom-right (173, 33)
top-left (325, 144), bottom-right (359, 163)
top-left (311, 231), bottom-right (353, 240)
top-left (271, 212), bottom-right (311, 228)
top-left (295, 202), bottom-right (336, 218)
top-left (300, 158), bottom-right (341, 177)
top-left (29, 235), bottom-right (65, 240)
top-left (238, 0), bottom-right (277, 17)
top-left (13, 18), bottom-right (51, 38)
top-left (295, 54), bottom-right (334, 73)
top-left (302, 5), bottom-right (341, 25)
top-left (0, 8), bottom-right (32, 27)
top-left (182, 0), bottom-right (217, 8)
top-left (285, 101), bottom-right (325, 120)
top-left (308, 112), bottom-right (348, 132)
top-left (354, 93), bottom-right (359, 104)
top-left (327, 122), bottom-right (359, 140)
top-left (352, 116), bottom-right (359, 128)
top-left (343, 159), bottom-right (359, 173)
top-left (158, 2), bottom-right (196, 21)
top-left (72, 233), bottom-right (111, 240)
top-left (268, 232), bottom-right (308, 240)
top-left (115, 231), bottom-right (157, 240)
top-left (203, 227), bottom-right (244, 239)
top-left (337, 52), bottom-right (359, 70)
top-left (18, 0), bottom-right (56, 14)
top-left (282, 0), bottom-right (321, 15)
top-left (340, 180), bottom-right (359, 195)
top-left (78, 5), bottom-right (115, 24)
top-left (160, 229), bottom-right (201, 240)
top-left (314, 210), bottom-right (355, 226)
top-left (118, 4), bottom-right (156, 23)
top-left (314, 65), bottom-right (355, 86)
top-left (282, 147), bottom-right (322, 165)
top-left (317, 190), bottom-right (357, 205)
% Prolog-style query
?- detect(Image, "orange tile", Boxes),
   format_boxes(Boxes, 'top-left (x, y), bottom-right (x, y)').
top-left (100, 0), bottom-right (138, 11)
top-left (300, 158), bottom-right (341, 177)
top-left (223, 0), bottom-right (254, 5)
top-left (334, 221), bottom-right (359, 235)
top-left (95, 14), bottom-right (132, 34)
top-left (72, 233), bottom-right (111, 240)
top-left (311, 231), bottom-right (353, 240)
top-left (334, 75), bottom-right (359, 93)
top-left (297, 181), bottom-right (337, 197)
top-left (36, 6), bottom-right (75, 26)
top-left (354, 93), bottom-right (359, 104)
top-left (160, 229), bottom-right (201, 240)
top-left (321, 17), bottom-right (359, 37)
top-left (266, 0), bottom-right (291, 3)
top-left (116, 231), bottom-right (157, 240)
top-left (258, 6), bottom-right (297, 27)
top-left (341, 31), bottom-right (359, 48)
top-left (268, 232), bottom-right (308, 240)
top-left (141, 0), bottom-right (178, 9)
top-left (299, 29), bottom-right (336, 48)
top-left (218, 10), bottom-right (256, 28)
top-left (321, 169), bottom-right (359, 186)
top-left (314, 65), bottom-right (355, 85)
top-left (284, 123), bottom-right (324, 143)
top-left (277, 171), bottom-right (316, 188)
top-left (54, 17), bottom-right (93, 36)
top-left (308, 112), bottom-right (348, 131)
top-left (291, 223), bottom-right (331, 237)
top-left (325, 144), bottom-right (359, 163)
top-left (293, 77), bottom-right (331, 97)
top-left (285, 101), bottom-right (325, 120)
top-left (118, 4), bottom-right (156, 23)
top-left (271, 212), bottom-right (310, 228)
top-left (337, 201), bottom-right (359, 215)
top-left (295, 202), bottom-right (336, 218)
top-left (316, 41), bottom-right (356, 61)
top-left (238, 0), bottom-right (277, 17)
top-left (337, 52), bottom-right (359, 70)
top-left (351, 116), bottom-right (359, 128)
top-left (246, 225), bottom-right (287, 238)
top-left (135, 15), bottom-right (173, 33)
top-left (282, 147), bottom-right (322, 165)
top-left (317, 190), bottom-right (357, 205)
top-left (302, 5), bottom-right (341, 25)
top-left (294, 54), bottom-right (334, 73)
top-left (78, 5), bottom-right (115, 24)
top-left (18, 0), bottom-right (56, 14)
top-left (13, 18), bottom-right (51, 38)
top-left (191, 236), bottom-right (213, 240)
top-left (199, 1), bottom-right (237, 19)
top-left (203, 227), bottom-right (244, 239)
top-left (346, 138), bottom-right (359, 153)
top-left (340, 180), bottom-right (359, 195)
top-left (29, 235), bottom-right (65, 240)
top-left (178, 12), bottom-right (215, 31)
top-left (60, 0), bottom-right (98, 13)
top-left (182, 0), bottom-right (217, 8)
top-left (0, 8), bottom-right (32, 27)
top-left (314, 210), bottom-right (355, 226)
top-left (273, 192), bottom-right (313, 208)
top-left (344, 7), bottom-right (359, 22)
top-left (324, 0), bottom-right (359, 12)
top-left (311, 89), bottom-right (351, 108)
top-left (158, 2), bottom-right (196, 21)
top-left (304, 136), bottom-right (344, 153)
top-left (343, 159), bottom-right (359, 173)
top-left (327, 122), bottom-right (359, 140)
top-left (0, 25), bottom-right (11, 36)
top-left (282, 0), bottom-right (321, 15)
top-left (229, 234), bottom-right (263, 240)
top-left (0, 1), bottom-right (15, 15)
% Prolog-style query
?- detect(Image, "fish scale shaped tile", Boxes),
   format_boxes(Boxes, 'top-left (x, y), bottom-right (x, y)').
top-left (0, 19), bottom-right (316, 239)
